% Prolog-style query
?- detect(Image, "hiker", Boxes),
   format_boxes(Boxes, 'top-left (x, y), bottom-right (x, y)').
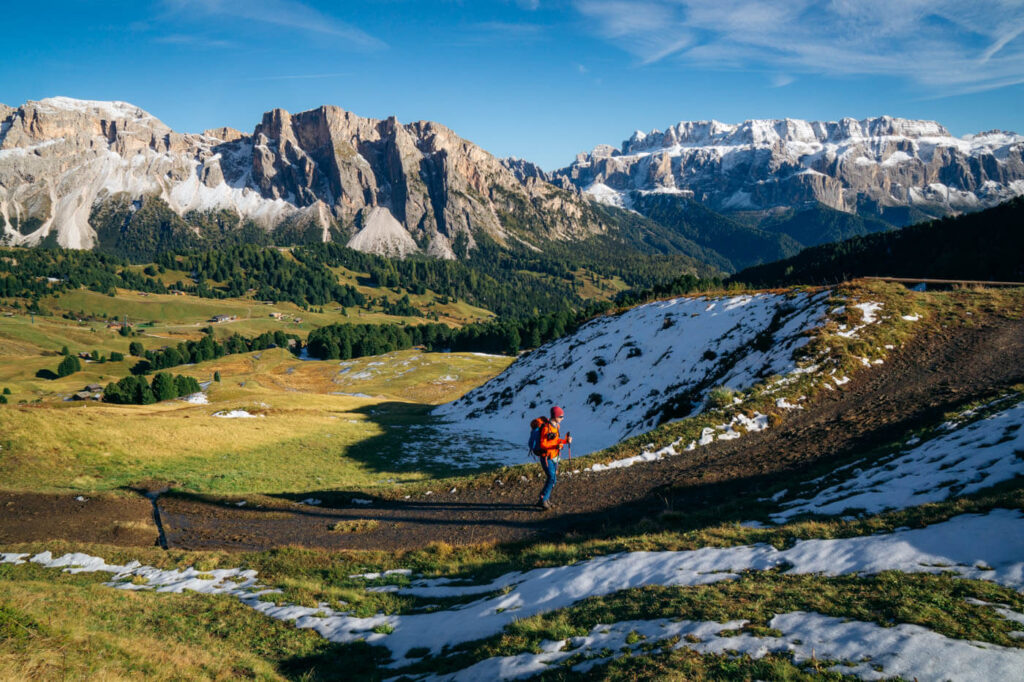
top-left (530, 406), bottom-right (572, 510)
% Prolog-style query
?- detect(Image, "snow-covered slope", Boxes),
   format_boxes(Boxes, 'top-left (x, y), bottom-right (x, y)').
top-left (434, 291), bottom-right (829, 463)
top-left (772, 395), bottom-right (1024, 522)
top-left (555, 116), bottom-right (1024, 221)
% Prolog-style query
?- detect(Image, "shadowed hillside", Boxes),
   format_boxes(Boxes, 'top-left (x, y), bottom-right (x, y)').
top-left (732, 197), bottom-right (1024, 287)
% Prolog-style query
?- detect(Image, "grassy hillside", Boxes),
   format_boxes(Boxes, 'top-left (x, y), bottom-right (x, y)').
top-left (3, 281), bottom-right (1024, 679)
top-left (3, 392), bottom-right (1022, 679)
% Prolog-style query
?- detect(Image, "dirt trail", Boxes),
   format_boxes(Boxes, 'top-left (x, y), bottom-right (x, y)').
top-left (4, 316), bottom-right (1024, 553)
top-left (0, 493), bottom-right (155, 547)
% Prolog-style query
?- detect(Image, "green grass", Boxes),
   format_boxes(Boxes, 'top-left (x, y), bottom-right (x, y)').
top-left (0, 565), bottom-right (385, 681)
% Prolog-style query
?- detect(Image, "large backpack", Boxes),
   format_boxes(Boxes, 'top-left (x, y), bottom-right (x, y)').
top-left (528, 417), bottom-right (549, 458)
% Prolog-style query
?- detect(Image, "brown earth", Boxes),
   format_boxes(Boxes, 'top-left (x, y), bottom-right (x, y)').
top-left (0, 492), bottom-right (156, 547)
top-left (3, 315), bottom-right (1024, 553)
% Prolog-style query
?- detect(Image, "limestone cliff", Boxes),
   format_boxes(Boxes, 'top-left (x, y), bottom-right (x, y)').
top-left (0, 98), bottom-right (608, 256)
top-left (555, 116), bottom-right (1024, 225)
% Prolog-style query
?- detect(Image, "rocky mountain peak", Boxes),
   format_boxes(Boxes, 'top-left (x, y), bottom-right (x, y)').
top-left (556, 114), bottom-right (1024, 223)
top-left (203, 127), bottom-right (246, 143)
top-left (0, 97), bottom-right (608, 256)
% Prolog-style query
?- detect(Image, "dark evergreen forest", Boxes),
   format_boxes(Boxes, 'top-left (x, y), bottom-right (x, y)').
top-left (731, 197), bottom-right (1024, 287)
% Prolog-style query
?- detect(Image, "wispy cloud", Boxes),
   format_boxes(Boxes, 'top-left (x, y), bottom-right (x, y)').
top-left (240, 72), bottom-right (349, 81)
top-left (573, 0), bottom-right (1024, 94)
top-left (154, 33), bottom-right (236, 48)
top-left (472, 21), bottom-right (547, 38)
top-left (443, 20), bottom-right (549, 47)
top-left (163, 0), bottom-right (386, 50)
top-left (576, 1), bottom-right (694, 64)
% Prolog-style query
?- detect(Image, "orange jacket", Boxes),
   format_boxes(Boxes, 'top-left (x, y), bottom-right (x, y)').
top-left (539, 420), bottom-right (568, 459)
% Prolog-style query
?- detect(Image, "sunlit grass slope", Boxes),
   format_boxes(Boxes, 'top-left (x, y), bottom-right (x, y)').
top-left (0, 348), bottom-right (511, 494)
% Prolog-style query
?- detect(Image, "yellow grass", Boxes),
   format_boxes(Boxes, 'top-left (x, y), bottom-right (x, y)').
top-left (572, 268), bottom-right (631, 301)
top-left (0, 348), bottom-right (511, 494)
top-left (0, 577), bottom-right (321, 681)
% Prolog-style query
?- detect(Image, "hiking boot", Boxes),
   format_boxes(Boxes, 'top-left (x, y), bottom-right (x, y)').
top-left (539, 499), bottom-right (552, 511)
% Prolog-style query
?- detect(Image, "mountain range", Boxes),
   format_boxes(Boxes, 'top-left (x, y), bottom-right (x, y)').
top-left (0, 97), bottom-right (608, 257)
top-left (554, 116), bottom-right (1024, 224)
top-left (2, 98), bottom-right (1023, 270)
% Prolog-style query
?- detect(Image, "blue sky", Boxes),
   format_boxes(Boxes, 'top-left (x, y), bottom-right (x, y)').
top-left (3, 0), bottom-right (1023, 169)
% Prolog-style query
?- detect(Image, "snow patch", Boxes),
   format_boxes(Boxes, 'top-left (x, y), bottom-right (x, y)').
top-left (212, 410), bottom-right (263, 419)
top-left (773, 399), bottom-right (1024, 522)
top-left (5, 510), bottom-right (1024, 667)
top-left (417, 611), bottom-right (1024, 682)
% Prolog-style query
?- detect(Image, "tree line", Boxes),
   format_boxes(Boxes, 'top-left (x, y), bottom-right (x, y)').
top-left (102, 372), bottom-right (202, 405)
top-left (128, 329), bottom-right (301, 376)
top-left (159, 245), bottom-right (366, 307)
top-left (0, 247), bottom-right (166, 302)
top-left (305, 302), bottom-right (616, 360)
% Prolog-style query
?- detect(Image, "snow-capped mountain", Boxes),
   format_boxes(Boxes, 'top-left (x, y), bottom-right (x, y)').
top-left (554, 116), bottom-right (1024, 223)
top-left (0, 97), bottom-right (607, 254)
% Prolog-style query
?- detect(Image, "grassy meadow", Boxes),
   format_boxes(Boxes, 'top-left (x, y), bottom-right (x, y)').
top-left (0, 347), bottom-right (511, 494)
top-left (0, 271), bottom-right (511, 495)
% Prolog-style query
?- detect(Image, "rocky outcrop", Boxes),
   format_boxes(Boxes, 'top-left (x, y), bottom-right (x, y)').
top-left (0, 98), bottom-right (608, 256)
top-left (555, 116), bottom-right (1024, 224)
top-left (0, 97), bottom-right (302, 250)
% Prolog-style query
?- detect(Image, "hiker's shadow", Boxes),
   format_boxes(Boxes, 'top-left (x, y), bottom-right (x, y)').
top-left (335, 401), bottom-right (522, 477)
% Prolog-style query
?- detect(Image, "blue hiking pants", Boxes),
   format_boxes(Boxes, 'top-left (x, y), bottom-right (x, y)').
top-left (539, 456), bottom-right (557, 502)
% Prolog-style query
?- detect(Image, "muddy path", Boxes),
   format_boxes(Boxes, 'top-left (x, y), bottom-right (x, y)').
top-left (0, 492), bottom-right (156, 547)
top-left (4, 316), bottom-right (1024, 553)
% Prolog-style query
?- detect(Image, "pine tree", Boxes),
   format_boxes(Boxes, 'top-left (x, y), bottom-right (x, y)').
top-left (174, 375), bottom-right (201, 395)
top-left (151, 373), bottom-right (178, 402)
top-left (56, 355), bottom-right (81, 378)
top-left (214, 371), bottom-right (221, 382)
top-left (133, 376), bottom-right (156, 405)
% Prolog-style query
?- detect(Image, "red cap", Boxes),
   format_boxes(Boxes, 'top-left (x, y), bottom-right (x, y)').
top-left (550, 406), bottom-right (564, 419)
